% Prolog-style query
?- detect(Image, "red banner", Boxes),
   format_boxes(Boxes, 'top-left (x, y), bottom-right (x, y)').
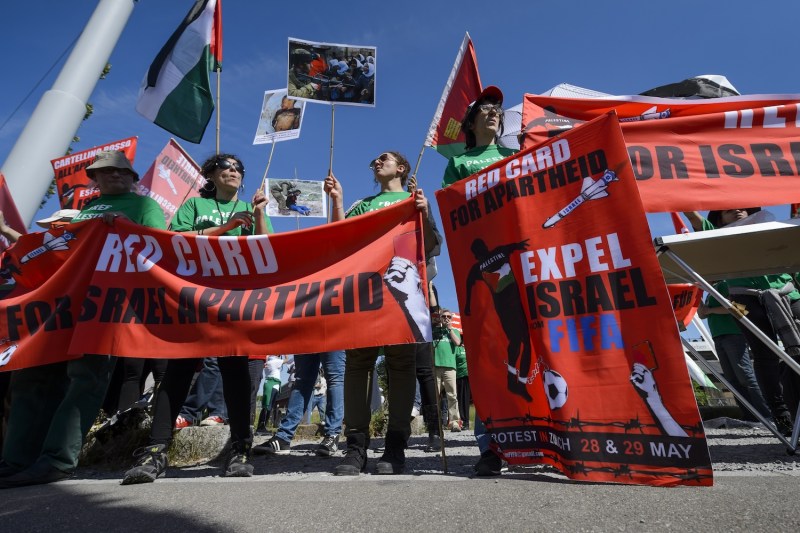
top-left (135, 139), bottom-right (204, 226)
top-left (668, 284), bottom-right (702, 329)
top-left (52, 137), bottom-right (138, 210)
top-left (0, 199), bottom-right (429, 371)
top-left (522, 94), bottom-right (800, 212)
top-left (436, 113), bottom-right (712, 486)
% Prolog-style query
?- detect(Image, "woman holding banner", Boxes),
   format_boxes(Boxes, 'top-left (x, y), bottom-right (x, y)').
top-left (324, 151), bottom-right (441, 475)
top-left (441, 86), bottom-right (518, 477)
top-left (122, 154), bottom-right (272, 484)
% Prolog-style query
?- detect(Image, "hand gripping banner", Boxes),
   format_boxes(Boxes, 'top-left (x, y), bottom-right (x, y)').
top-left (435, 113), bottom-right (712, 486)
top-left (522, 94), bottom-right (800, 212)
top-left (0, 199), bottom-right (429, 371)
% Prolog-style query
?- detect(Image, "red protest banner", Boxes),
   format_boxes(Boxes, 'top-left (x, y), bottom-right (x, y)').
top-left (522, 94), bottom-right (800, 212)
top-left (135, 139), bottom-right (204, 226)
top-left (0, 199), bottom-right (428, 371)
top-left (51, 137), bottom-right (138, 210)
top-left (436, 113), bottom-right (712, 486)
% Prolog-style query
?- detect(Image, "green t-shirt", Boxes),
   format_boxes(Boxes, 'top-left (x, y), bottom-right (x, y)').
top-left (701, 215), bottom-right (799, 336)
top-left (453, 330), bottom-right (468, 378)
top-left (73, 192), bottom-right (166, 229)
top-left (171, 196), bottom-right (273, 235)
top-left (433, 326), bottom-right (457, 368)
top-left (345, 191), bottom-right (411, 218)
top-left (441, 144), bottom-right (518, 187)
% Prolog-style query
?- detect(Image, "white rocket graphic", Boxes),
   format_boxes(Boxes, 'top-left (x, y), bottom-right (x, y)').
top-left (19, 231), bottom-right (77, 264)
top-left (542, 169), bottom-right (618, 228)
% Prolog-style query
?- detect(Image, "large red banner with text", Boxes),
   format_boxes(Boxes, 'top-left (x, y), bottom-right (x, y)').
top-left (436, 113), bottom-right (712, 486)
top-left (0, 199), bottom-right (429, 371)
top-left (522, 94), bottom-right (800, 212)
top-left (52, 137), bottom-right (138, 210)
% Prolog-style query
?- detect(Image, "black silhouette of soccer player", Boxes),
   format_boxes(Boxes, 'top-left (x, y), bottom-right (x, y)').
top-left (464, 237), bottom-right (532, 401)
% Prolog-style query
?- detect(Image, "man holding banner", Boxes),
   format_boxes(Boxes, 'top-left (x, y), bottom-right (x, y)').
top-left (1, 151), bottom-right (166, 489)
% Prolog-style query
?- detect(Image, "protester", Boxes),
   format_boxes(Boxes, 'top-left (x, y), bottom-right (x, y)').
top-left (324, 150), bottom-right (441, 475)
top-left (0, 151), bottom-right (166, 488)
top-left (454, 324), bottom-right (471, 430)
top-left (684, 208), bottom-right (799, 436)
top-left (441, 86), bottom-right (516, 476)
top-left (174, 358), bottom-right (228, 429)
top-left (433, 309), bottom-right (461, 431)
top-left (122, 153), bottom-right (272, 484)
top-left (305, 368), bottom-right (327, 424)
top-left (253, 351), bottom-right (345, 457)
top-left (255, 355), bottom-right (285, 435)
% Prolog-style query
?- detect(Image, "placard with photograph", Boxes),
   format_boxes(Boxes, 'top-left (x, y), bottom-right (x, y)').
top-left (266, 178), bottom-right (327, 218)
top-left (287, 37), bottom-right (376, 107)
top-left (253, 89), bottom-right (306, 144)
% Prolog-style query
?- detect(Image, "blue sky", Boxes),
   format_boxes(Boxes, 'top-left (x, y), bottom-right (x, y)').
top-left (1, 0), bottom-right (798, 318)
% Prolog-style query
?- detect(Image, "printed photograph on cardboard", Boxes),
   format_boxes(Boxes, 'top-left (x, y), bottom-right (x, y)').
top-left (287, 37), bottom-right (376, 107)
top-left (266, 178), bottom-right (327, 218)
top-left (253, 89), bottom-right (306, 144)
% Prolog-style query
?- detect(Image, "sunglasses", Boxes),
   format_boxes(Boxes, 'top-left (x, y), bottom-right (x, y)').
top-left (216, 159), bottom-right (245, 176)
top-left (369, 153), bottom-right (397, 170)
top-left (477, 104), bottom-right (503, 114)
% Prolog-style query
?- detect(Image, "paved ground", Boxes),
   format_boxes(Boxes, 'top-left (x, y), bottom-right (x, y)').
top-left (3, 420), bottom-right (799, 532)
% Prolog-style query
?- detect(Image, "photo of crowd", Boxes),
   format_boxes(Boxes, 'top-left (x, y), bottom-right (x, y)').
top-left (287, 38), bottom-right (376, 107)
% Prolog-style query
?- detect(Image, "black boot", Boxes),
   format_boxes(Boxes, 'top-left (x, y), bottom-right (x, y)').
top-left (254, 409), bottom-right (269, 436)
top-left (425, 432), bottom-right (442, 453)
top-left (225, 441), bottom-right (254, 477)
top-left (334, 433), bottom-right (369, 476)
top-left (375, 430), bottom-right (406, 474)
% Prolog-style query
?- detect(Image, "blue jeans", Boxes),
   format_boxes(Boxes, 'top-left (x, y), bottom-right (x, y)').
top-left (180, 358), bottom-right (228, 422)
top-left (474, 415), bottom-right (491, 454)
top-left (276, 351), bottom-right (345, 442)
top-left (305, 394), bottom-right (326, 424)
top-left (714, 334), bottom-right (772, 419)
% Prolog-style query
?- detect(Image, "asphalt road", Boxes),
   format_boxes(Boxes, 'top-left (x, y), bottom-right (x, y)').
top-left (3, 424), bottom-right (798, 532)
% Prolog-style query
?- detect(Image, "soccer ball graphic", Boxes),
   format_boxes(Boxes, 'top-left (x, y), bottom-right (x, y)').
top-left (544, 369), bottom-right (568, 410)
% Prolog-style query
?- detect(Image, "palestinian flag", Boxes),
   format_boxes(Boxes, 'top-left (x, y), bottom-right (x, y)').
top-left (424, 33), bottom-right (482, 158)
top-left (136, 0), bottom-right (222, 144)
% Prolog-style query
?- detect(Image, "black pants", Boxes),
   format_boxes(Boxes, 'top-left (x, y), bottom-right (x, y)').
top-left (149, 357), bottom-right (253, 447)
top-left (456, 376), bottom-right (471, 429)
top-left (117, 358), bottom-right (168, 412)
top-left (247, 359), bottom-right (263, 425)
top-left (733, 295), bottom-right (800, 418)
top-left (415, 343), bottom-right (440, 432)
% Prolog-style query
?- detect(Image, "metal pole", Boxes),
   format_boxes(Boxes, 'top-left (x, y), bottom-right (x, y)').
top-left (215, 68), bottom-right (221, 155)
top-left (1, 0), bottom-right (137, 226)
top-left (327, 105), bottom-right (335, 223)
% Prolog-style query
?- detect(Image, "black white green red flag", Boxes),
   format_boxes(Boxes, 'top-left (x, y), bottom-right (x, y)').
top-left (136, 0), bottom-right (222, 144)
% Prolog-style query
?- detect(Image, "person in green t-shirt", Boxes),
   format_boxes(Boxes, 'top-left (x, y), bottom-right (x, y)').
top-left (123, 154), bottom-right (272, 485)
top-left (1, 150), bottom-right (167, 488)
top-left (324, 150), bottom-right (442, 476)
top-left (441, 85), bottom-right (517, 188)
top-left (684, 208), bottom-right (797, 435)
top-left (432, 309), bottom-right (462, 431)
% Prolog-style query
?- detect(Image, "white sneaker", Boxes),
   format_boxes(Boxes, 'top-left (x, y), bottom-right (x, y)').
top-left (410, 406), bottom-right (420, 419)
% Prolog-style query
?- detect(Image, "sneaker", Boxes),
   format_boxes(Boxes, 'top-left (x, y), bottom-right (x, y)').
top-left (122, 444), bottom-right (168, 485)
top-left (224, 444), bottom-right (254, 477)
top-left (252, 436), bottom-right (291, 455)
top-left (200, 415), bottom-right (225, 426)
top-left (174, 416), bottom-right (192, 429)
top-left (424, 433), bottom-right (441, 453)
top-left (449, 420), bottom-right (462, 432)
top-left (410, 406), bottom-right (420, 420)
top-left (316, 435), bottom-right (339, 457)
top-left (474, 450), bottom-right (507, 477)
